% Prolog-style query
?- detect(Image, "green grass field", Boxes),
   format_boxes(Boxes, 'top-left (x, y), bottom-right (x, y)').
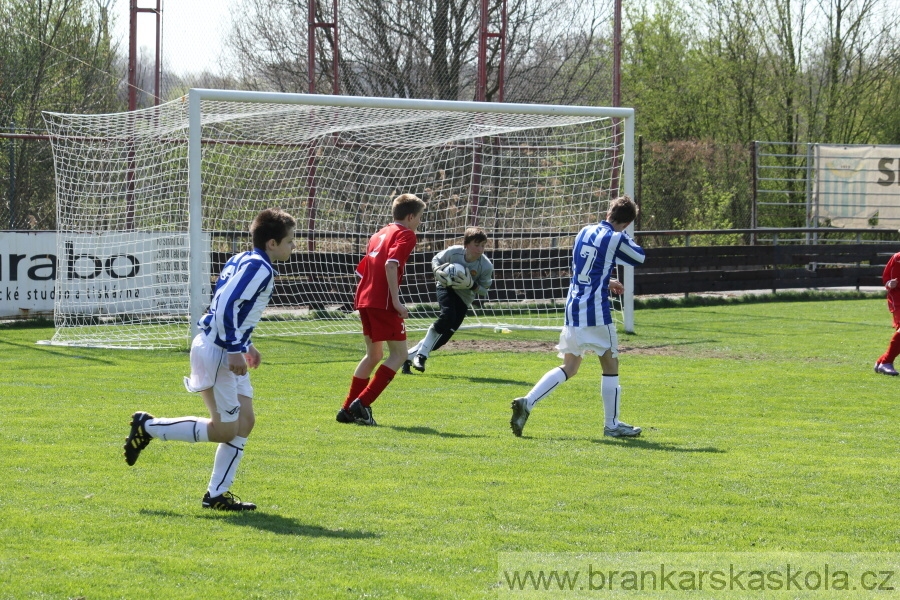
top-left (2, 297), bottom-right (899, 599)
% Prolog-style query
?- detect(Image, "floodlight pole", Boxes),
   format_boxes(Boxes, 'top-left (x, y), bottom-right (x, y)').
top-left (127, 0), bottom-right (162, 232)
top-left (128, 0), bottom-right (162, 111)
top-left (476, 0), bottom-right (506, 102)
top-left (308, 0), bottom-right (340, 95)
top-left (306, 0), bottom-right (340, 250)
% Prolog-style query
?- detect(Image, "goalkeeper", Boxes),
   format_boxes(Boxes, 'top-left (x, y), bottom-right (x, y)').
top-left (403, 227), bottom-right (494, 374)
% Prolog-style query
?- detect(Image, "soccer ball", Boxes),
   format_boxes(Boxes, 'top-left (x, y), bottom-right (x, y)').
top-left (444, 263), bottom-right (468, 279)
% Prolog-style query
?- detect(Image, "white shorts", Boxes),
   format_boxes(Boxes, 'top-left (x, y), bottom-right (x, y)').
top-left (183, 332), bottom-right (252, 423)
top-left (556, 324), bottom-right (618, 359)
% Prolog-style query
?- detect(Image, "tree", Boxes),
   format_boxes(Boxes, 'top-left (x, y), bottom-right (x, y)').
top-left (0, 0), bottom-right (122, 229)
top-left (226, 0), bottom-right (614, 104)
top-left (621, 0), bottom-right (706, 141)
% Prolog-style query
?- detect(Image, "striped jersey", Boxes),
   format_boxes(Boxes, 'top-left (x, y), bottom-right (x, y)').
top-left (198, 249), bottom-right (275, 353)
top-left (565, 221), bottom-right (645, 327)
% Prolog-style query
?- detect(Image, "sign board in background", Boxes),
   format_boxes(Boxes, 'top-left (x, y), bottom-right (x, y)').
top-left (816, 144), bottom-right (900, 227)
top-left (0, 232), bottom-right (56, 318)
top-left (0, 231), bottom-right (210, 319)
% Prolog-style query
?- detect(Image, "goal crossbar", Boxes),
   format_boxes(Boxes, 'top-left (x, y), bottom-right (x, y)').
top-left (44, 88), bottom-right (635, 349)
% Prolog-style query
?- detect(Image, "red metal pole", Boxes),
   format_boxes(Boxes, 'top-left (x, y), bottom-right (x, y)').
top-left (332, 0), bottom-right (340, 94)
top-left (128, 0), bottom-right (137, 111)
top-left (498, 0), bottom-right (507, 102)
top-left (476, 0), bottom-right (506, 102)
top-left (305, 0), bottom-right (342, 248)
top-left (128, 0), bottom-right (162, 110)
top-left (610, 0), bottom-right (622, 196)
top-left (308, 0), bottom-right (316, 93)
top-left (613, 0), bottom-right (621, 108)
top-left (154, 0), bottom-right (162, 105)
top-left (476, 0), bottom-right (488, 101)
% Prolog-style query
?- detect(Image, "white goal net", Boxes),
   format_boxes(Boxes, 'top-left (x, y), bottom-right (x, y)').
top-left (43, 90), bottom-right (634, 349)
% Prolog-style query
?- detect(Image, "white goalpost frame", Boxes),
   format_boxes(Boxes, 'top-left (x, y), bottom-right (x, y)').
top-left (43, 89), bottom-right (635, 349)
top-left (186, 88), bottom-right (636, 339)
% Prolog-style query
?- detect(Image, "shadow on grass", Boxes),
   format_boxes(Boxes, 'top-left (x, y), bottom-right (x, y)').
top-left (140, 509), bottom-right (378, 538)
top-left (592, 438), bottom-right (725, 453)
top-left (425, 374), bottom-right (531, 386)
top-left (0, 338), bottom-right (119, 364)
top-left (386, 425), bottom-right (487, 439)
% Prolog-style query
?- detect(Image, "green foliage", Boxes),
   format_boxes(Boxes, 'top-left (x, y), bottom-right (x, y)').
top-left (0, 0), bottom-right (122, 229)
top-left (622, 0), bottom-right (704, 142)
top-left (2, 299), bottom-right (899, 597)
top-left (638, 140), bottom-right (752, 241)
top-left (623, 0), bottom-right (900, 147)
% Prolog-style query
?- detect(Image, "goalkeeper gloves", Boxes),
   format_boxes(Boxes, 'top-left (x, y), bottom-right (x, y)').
top-left (434, 264), bottom-right (454, 287)
top-left (450, 269), bottom-right (473, 289)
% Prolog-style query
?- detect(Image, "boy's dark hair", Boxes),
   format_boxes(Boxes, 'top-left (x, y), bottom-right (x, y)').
top-left (392, 193), bottom-right (426, 221)
top-left (463, 226), bottom-right (488, 246)
top-left (251, 208), bottom-right (296, 249)
top-left (607, 195), bottom-right (638, 225)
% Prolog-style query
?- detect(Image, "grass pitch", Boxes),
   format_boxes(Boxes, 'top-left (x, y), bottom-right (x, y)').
top-left (1, 297), bottom-right (899, 598)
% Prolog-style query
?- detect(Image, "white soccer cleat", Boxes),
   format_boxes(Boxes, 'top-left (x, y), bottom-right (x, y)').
top-left (603, 422), bottom-right (641, 438)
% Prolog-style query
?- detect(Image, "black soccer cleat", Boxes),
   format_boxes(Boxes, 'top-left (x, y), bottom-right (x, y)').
top-left (510, 398), bottom-right (529, 437)
top-left (401, 359), bottom-right (413, 375)
top-left (123, 411), bottom-right (154, 466)
top-left (348, 398), bottom-right (376, 426)
top-left (202, 490), bottom-right (257, 511)
top-left (336, 407), bottom-right (355, 423)
top-left (412, 354), bottom-right (427, 372)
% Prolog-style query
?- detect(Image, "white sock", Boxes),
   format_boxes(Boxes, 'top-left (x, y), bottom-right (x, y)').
top-left (144, 417), bottom-right (210, 442)
top-left (207, 435), bottom-right (247, 497)
top-left (417, 325), bottom-right (442, 358)
top-left (601, 375), bottom-right (620, 428)
top-left (407, 341), bottom-right (422, 360)
top-left (525, 367), bottom-right (568, 411)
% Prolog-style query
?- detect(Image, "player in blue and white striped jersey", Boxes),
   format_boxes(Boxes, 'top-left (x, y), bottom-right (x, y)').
top-left (510, 196), bottom-right (646, 438)
top-left (123, 208), bottom-right (296, 511)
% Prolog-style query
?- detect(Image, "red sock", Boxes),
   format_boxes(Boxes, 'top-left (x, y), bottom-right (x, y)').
top-left (879, 331), bottom-right (900, 364)
top-left (358, 364), bottom-right (397, 407)
top-left (342, 376), bottom-right (370, 410)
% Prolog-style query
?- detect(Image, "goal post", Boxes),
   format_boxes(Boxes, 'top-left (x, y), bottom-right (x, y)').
top-left (44, 89), bottom-right (635, 349)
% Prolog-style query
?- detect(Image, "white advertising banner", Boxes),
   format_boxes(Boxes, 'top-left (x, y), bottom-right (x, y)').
top-left (0, 231), bottom-right (56, 317)
top-left (816, 144), bottom-right (900, 227)
top-left (0, 231), bottom-right (211, 318)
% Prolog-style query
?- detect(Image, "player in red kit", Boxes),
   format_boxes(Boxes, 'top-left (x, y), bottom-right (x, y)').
top-left (875, 251), bottom-right (900, 376)
top-left (337, 193), bottom-right (427, 424)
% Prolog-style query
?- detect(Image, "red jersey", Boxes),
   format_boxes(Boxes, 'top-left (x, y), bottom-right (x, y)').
top-left (884, 252), bottom-right (900, 314)
top-left (355, 222), bottom-right (417, 310)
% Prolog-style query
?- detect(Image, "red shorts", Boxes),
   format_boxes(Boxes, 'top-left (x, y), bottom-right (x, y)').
top-left (359, 307), bottom-right (406, 342)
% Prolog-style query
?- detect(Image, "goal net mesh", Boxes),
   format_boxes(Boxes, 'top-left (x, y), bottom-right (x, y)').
top-left (43, 94), bottom-right (628, 348)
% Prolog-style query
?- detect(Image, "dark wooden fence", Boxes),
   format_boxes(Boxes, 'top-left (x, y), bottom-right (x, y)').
top-left (212, 241), bottom-right (894, 309)
top-left (632, 243), bottom-right (894, 295)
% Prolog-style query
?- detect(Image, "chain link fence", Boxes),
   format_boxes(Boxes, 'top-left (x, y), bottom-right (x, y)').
top-left (635, 139), bottom-right (753, 247)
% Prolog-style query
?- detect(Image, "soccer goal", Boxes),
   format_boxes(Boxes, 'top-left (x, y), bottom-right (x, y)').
top-left (42, 89), bottom-right (634, 349)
